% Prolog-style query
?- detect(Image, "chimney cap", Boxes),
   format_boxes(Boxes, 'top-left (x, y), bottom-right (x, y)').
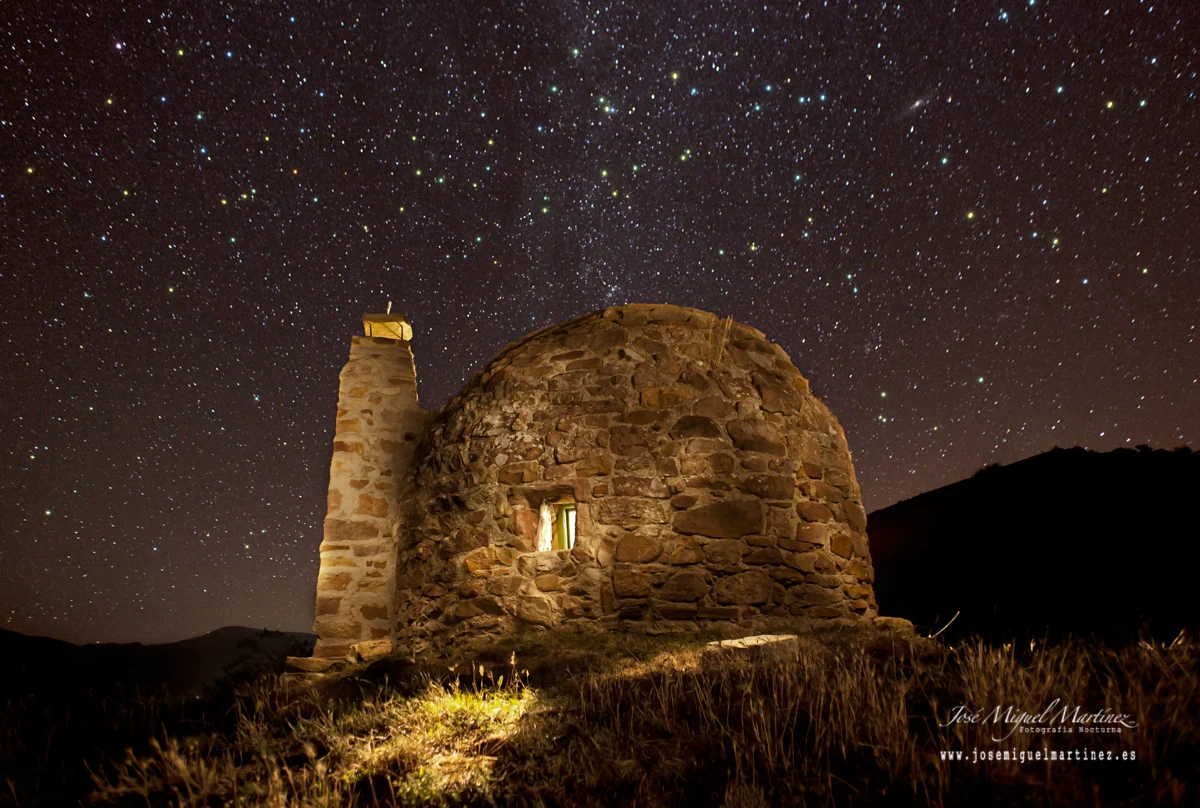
top-left (362, 313), bottom-right (412, 341)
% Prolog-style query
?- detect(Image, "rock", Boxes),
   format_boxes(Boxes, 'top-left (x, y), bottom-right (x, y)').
top-left (693, 396), bottom-right (734, 419)
top-left (831, 533), bottom-right (854, 558)
top-left (655, 602), bottom-right (699, 620)
top-left (451, 599), bottom-right (485, 621)
top-left (641, 386), bottom-right (694, 408)
top-left (613, 568), bottom-right (652, 597)
top-left (623, 409), bottom-right (671, 425)
top-left (743, 548), bottom-right (783, 565)
top-left (845, 558), bottom-right (873, 581)
top-left (844, 501), bottom-right (868, 533)
top-left (487, 575), bottom-right (526, 596)
top-left (674, 500), bottom-right (763, 538)
top-left (555, 431), bottom-right (600, 463)
top-left (286, 656), bottom-right (343, 673)
top-left (739, 474), bottom-right (795, 500)
top-left (796, 500), bottom-right (834, 522)
top-left (514, 596), bottom-right (557, 627)
top-left (355, 494), bottom-right (389, 517)
top-left (612, 476), bottom-right (670, 498)
top-left (609, 425), bottom-right (650, 456)
top-left (872, 615), bottom-right (916, 633)
top-left (576, 454), bottom-right (614, 476)
top-left (312, 618), bottom-right (362, 639)
top-left (697, 605), bottom-right (740, 620)
top-left (714, 571), bottom-right (774, 604)
top-left (784, 552), bottom-right (818, 573)
top-left (668, 536), bottom-right (705, 564)
top-left (498, 461), bottom-right (540, 484)
top-left (671, 493), bottom-right (698, 510)
top-left (615, 533), bottom-right (664, 563)
top-left (597, 497), bottom-right (668, 528)
top-left (726, 419), bottom-right (787, 455)
top-left (350, 639), bottom-right (394, 663)
top-left (752, 373), bottom-right (802, 415)
top-left (795, 523), bottom-right (829, 545)
top-left (324, 519), bottom-right (380, 541)
top-left (658, 572), bottom-right (709, 602)
top-left (669, 415), bottom-right (722, 439)
top-left (707, 633), bottom-right (798, 650)
top-left (704, 539), bottom-right (746, 565)
top-left (535, 573), bottom-right (560, 591)
top-left (842, 584), bottom-right (872, 601)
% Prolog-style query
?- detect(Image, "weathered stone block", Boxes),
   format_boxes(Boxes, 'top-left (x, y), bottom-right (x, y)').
top-left (613, 568), bottom-right (652, 597)
top-left (669, 415), bottom-right (722, 439)
top-left (615, 532), bottom-right (664, 563)
top-left (658, 571), bottom-right (709, 602)
top-left (704, 539), bottom-right (746, 565)
top-left (597, 497), bottom-right (667, 528)
top-left (671, 493), bottom-right (698, 510)
top-left (674, 500), bottom-right (763, 538)
top-left (355, 492), bottom-right (388, 516)
top-left (576, 454), bottom-right (614, 476)
top-left (316, 597), bottom-right (342, 616)
top-left (740, 474), bottom-right (795, 500)
top-left (726, 420), bottom-right (786, 455)
top-left (324, 519), bottom-right (380, 541)
top-left (313, 618), bottom-right (362, 639)
top-left (844, 501), bottom-right (868, 533)
top-left (317, 572), bottom-right (352, 591)
top-left (744, 547), bottom-right (784, 565)
top-left (795, 523), bottom-right (829, 545)
top-left (785, 552), bottom-right (818, 573)
top-left (714, 571), bottom-right (774, 604)
top-left (498, 461), bottom-right (540, 484)
top-left (796, 500), bottom-right (834, 522)
top-left (655, 602), bottom-right (699, 620)
top-left (668, 536), bottom-right (705, 564)
top-left (752, 373), bottom-right (802, 415)
top-left (697, 605), bottom-right (741, 620)
top-left (693, 396), bottom-right (734, 419)
top-left (640, 386), bottom-right (694, 409)
top-left (612, 476), bottom-right (670, 498)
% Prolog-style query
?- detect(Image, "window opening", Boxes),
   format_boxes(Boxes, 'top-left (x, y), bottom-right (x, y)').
top-left (536, 500), bottom-right (576, 551)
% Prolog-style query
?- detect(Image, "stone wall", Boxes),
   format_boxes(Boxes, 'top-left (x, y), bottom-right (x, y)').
top-left (392, 304), bottom-right (876, 652)
top-left (311, 334), bottom-right (431, 658)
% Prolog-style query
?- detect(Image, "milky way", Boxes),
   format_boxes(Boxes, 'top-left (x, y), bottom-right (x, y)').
top-left (2, 1), bottom-right (1196, 642)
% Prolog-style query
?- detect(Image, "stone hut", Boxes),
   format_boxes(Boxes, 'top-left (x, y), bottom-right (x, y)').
top-left (310, 304), bottom-right (879, 660)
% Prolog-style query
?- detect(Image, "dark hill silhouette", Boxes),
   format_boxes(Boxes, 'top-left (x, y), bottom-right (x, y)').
top-left (867, 446), bottom-right (1200, 642)
top-left (1, 626), bottom-right (315, 697)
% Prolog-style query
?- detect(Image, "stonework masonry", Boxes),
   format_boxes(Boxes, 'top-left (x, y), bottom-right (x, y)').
top-left (311, 328), bottom-right (431, 658)
top-left (310, 304), bottom-right (883, 659)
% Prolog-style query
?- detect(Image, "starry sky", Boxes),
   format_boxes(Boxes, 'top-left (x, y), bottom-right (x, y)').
top-left (2, 1), bottom-right (1196, 644)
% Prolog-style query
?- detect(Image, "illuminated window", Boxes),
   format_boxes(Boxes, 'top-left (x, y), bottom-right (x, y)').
top-left (536, 500), bottom-right (576, 551)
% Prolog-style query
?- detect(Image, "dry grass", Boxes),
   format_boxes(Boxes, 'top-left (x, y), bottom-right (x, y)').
top-left (4, 628), bottom-right (1198, 806)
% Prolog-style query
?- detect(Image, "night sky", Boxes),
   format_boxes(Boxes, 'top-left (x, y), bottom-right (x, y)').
top-left (2, 2), bottom-right (1196, 644)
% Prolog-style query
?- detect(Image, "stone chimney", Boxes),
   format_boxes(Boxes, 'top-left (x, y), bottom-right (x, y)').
top-left (311, 311), bottom-right (429, 659)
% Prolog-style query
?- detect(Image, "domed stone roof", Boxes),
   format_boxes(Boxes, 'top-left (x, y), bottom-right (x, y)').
top-left (390, 303), bottom-right (876, 649)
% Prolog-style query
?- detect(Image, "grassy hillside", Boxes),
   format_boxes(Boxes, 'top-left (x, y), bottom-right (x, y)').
top-left (4, 627), bottom-right (1197, 806)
